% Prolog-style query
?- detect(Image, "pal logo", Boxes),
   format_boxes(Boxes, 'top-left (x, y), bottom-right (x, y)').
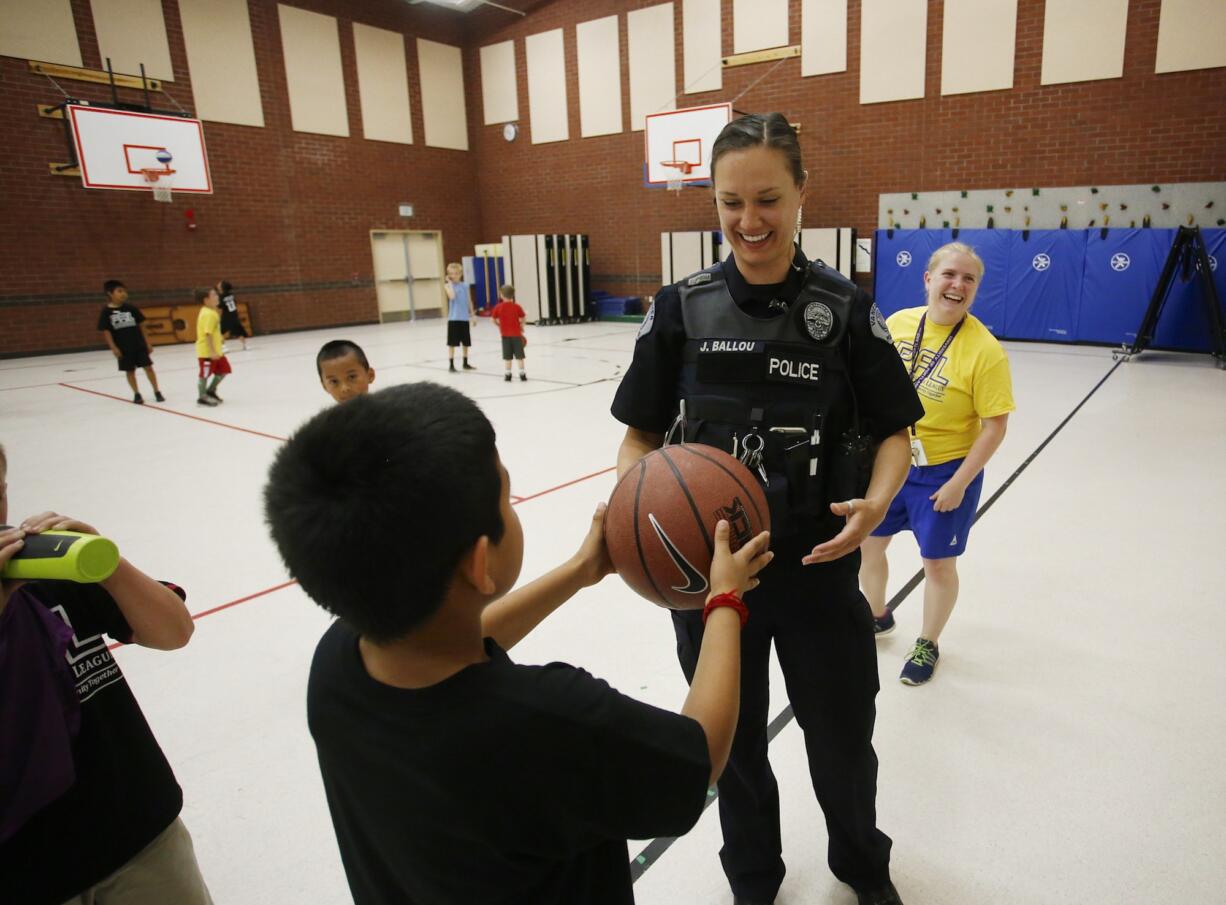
top-left (896, 251), bottom-right (912, 267)
top-left (1110, 253), bottom-right (1131, 272)
top-left (1032, 253), bottom-right (1051, 272)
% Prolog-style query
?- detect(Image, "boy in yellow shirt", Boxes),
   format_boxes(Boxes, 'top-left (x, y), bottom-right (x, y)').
top-left (195, 288), bottom-right (231, 407)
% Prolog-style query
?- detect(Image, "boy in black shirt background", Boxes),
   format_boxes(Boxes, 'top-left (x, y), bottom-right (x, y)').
top-left (97, 280), bottom-right (165, 404)
top-left (264, 383), bottom-right (772, 905)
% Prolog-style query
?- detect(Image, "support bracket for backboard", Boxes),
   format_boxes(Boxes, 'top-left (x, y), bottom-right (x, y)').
top-left (722, 45), bottom-right (800, 69)
top-left (28, 60), bottom-right (163, 92)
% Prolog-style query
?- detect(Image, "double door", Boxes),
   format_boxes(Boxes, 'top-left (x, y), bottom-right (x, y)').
top-left (370, 230), bottom-right (445, 322)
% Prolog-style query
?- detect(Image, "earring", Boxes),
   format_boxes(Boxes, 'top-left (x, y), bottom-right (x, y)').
top-left (795, 206), bottom-right (804, 239)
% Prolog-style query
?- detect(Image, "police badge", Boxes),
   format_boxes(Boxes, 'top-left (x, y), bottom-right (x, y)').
top-left (802, 301), bottom-right (834, 341)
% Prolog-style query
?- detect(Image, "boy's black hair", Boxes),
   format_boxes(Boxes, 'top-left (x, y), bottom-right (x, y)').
top-left (264, 383), bottom-right (505, 641)
top-left (316, 340), bottom-right (370, 377)
top-left (103, 280), bottom-right (125, 295)
top-left (218, 280), bottom-right (233, 296)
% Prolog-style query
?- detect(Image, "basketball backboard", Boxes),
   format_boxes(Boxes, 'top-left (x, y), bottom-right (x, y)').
top-left (644, 102), bottom-right (732, 187)
top-left (66, 104), bottom-right (212, 194)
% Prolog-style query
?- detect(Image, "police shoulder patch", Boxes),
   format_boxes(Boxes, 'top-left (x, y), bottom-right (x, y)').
top-left (869, 303), bottom-right (893, 343)
top-left (636, 301), bottom-right (657, 340)
top-left (687, 272), bottom-right (713, 286)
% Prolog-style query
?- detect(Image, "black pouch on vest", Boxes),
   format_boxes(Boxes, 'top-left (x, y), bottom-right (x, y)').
top-left (827, 429), bottom-right (874, 503)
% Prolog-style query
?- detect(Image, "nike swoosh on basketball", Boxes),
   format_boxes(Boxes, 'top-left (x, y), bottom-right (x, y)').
top-left (648, 513), bottom-right (709, 595)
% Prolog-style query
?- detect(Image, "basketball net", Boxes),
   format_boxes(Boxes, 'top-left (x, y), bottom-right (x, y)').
top-left (141, 168), bottom-right (175, 203)
top-left (662, 160), bottom-right (693, 195)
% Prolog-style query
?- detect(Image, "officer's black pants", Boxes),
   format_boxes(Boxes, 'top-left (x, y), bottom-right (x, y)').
top-left (671, 539), bottom-right (892, 901)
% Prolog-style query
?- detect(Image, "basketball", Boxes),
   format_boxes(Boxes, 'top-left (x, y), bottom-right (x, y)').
top-left (155, 149), bottom-right (173, 165)
top-left (605, 443), bottom-right (770, 610)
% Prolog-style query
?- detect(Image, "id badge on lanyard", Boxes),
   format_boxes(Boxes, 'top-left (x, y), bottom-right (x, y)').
top-left (907, 313), bottom-right (962, 468)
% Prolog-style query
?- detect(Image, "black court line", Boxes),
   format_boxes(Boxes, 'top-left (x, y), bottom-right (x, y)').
top-left (629, 357), bottom-right (1124, 883)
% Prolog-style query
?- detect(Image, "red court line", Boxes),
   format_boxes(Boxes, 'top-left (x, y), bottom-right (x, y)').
top-left (59, 382), bottom-right (288, 442)
top-left (108, 579), bottom-right (300, 650)
top-left (514, 465), bottom-right (617, 504)
top-left (104, 469), bottom-right (616, 641)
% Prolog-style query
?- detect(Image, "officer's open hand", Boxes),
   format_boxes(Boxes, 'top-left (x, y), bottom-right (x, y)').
top-left (801, 498), bottom-right (881, 565)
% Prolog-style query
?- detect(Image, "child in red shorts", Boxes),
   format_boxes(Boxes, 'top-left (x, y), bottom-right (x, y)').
top-left (194, 287), bottom-right (231, 407)
top-left (490, 284), bottom-right (527, 382)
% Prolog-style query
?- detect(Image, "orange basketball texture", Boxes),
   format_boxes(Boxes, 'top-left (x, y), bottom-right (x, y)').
top-left (605, 444), bottom-right (771, 610)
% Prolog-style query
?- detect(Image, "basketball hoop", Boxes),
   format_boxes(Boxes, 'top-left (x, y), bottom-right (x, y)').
top-left (661, 160), bottom-right (693, 194)
top-left (141, 167), bottom-right (175, 203)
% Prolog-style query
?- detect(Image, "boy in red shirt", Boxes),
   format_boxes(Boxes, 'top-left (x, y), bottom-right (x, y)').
top-left (490, 285), bottom-right (527, 382)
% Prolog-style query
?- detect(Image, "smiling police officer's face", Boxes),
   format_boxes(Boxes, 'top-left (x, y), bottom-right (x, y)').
top-left (713, 146), bottom-right (806, 286)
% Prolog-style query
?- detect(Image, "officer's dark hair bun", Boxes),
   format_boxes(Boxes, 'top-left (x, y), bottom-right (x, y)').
top-left (710, 113), bottom-right (805, 188)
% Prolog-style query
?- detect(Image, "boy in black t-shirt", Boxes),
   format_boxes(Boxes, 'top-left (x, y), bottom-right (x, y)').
top-left (0, 444), bottom-right (212, 905)
top-left (264, 383), bottom-right (772, 905)
top-left (97, 279), bottom-right (165, 404)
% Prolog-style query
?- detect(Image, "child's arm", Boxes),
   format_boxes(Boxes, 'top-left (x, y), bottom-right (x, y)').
top-left (0, 524), bottom-right (26, 611)
top-left (210, 318), bottom-right (224, 359)
top-left (19, 512), bottom-right (194, 650)
top-left (137, 320), bottom-right (153, 354)
top-left (481, 502), bottom-right (611, 649)
top-left (444, 277), bottom-right (456, 300)
top-left (101, 330), bottom-right (121, 358)
top-left (678, 520), bottom-right (771, 784)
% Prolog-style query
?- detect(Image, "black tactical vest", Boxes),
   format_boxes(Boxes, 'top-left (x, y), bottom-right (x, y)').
top-left (672, 259), bottom-right (870, 538)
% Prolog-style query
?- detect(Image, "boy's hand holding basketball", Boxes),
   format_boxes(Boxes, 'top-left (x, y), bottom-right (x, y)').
top-left (573, 501), bottom-right (614, 587)
top-left (707, 520), bottom-right (771, 599)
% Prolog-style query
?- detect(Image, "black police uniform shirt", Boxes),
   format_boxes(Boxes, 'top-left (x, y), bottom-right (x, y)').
top-left (96, 302), bottom-right (148, 356)
top-left (307, 621), bottom-right (711, 905)
top-left (612, 250), bottom-right (924, 542)
top-left (1, 581), bottom-right (185, 905)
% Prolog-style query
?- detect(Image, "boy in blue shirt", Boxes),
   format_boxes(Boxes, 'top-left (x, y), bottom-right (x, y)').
top-left (444, 262), bottom-right (476, 372)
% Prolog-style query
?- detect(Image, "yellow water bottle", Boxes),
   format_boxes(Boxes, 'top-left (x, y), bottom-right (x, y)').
top-left (0, 528), bottom-right (120, 583)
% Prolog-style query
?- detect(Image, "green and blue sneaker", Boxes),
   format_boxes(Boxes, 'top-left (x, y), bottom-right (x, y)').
top-left (900, 637), bottom-right (939, 686)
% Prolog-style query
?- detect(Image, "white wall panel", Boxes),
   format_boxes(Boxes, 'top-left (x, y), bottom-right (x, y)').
top-left (354, 23), bottom-right (412, 144)
top-left (801, 0), bottom-right (847, 77)
top-left (859, 0), bottom-right (927, 104)
top-left (526, 29), bottom-right (568, 144)
top-left (628, 3), bottom-right (676, 131)
top-left (480, 40), bottom-right (518, 125)
top-left (417, 39), bottom-right (468, 150)
top-left (0, 0), bottom-right (82, 66)
top-left (278, 4), bottom-right (348, 137)
top-left (1041, 0), bottom-right (1129, 85)
top-left (577, 17), bottom-right (622, 137)
top-left (180, 0), bottom-right (264, 127)
top-left (683, 0), bottom-right (722, 92)
top-left (941, 0), bottom-right (1017, 95)
top-left (1155, 0), bottom-right (1226, 74)
top-left (733, 0), bottom-right (788, 54)
top-left (90, 0), bottom-right (174, 80)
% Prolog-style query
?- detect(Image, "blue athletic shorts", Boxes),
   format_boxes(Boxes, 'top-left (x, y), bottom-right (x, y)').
top-left (871, 457), bottom-right (984, 559)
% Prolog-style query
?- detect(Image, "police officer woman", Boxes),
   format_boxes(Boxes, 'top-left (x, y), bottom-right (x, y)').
top-left (612, 114), bottom-right (923, 905)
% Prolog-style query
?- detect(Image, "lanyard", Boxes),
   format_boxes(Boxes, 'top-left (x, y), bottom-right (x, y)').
top-left (907, 313), bottom-right (963, 389)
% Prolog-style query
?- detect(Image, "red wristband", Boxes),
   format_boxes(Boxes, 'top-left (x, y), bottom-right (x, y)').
top-left (702, 591), bottom-right (748, 628)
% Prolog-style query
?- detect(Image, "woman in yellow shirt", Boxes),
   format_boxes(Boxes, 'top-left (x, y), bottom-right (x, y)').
top-left (859, 242), bottom-right (1015, 685)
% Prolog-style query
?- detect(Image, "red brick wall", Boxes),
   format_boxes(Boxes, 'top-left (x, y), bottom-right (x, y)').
top-left (469, 0), bottom-right (1226, 298)
top-left (0, 0), bottom-right (479, 356)
top-left (3, 0), bottom-right (1224, 355)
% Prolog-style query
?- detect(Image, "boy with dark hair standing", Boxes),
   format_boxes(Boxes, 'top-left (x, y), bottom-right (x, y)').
top-left (0, 444), bottom-right (212, 905)
top-left (491, 284), bottom-right (528, 382)
top-left (264, 383), bottom-right (772, 905)
top-left (316, 340), bottom-right (375, 403)
top-left (194, 287), bottom-right (231, 406)
top-left (98, 280), bottom-right (164, 404)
